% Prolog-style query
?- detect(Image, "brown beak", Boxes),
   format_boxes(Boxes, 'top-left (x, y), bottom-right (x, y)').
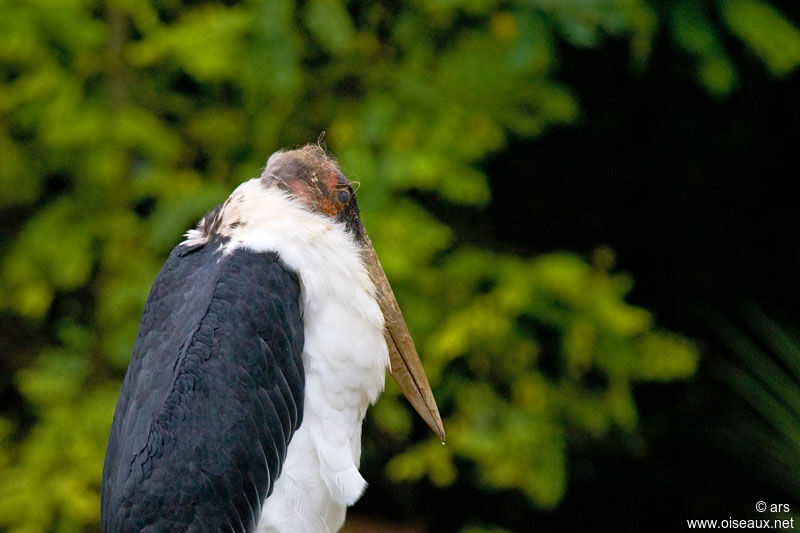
top-left (360, 231), bottom-right (446, 441)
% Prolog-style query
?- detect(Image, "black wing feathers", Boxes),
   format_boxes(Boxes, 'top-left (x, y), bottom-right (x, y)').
top-left (101, 237), bottom-right (304, 532)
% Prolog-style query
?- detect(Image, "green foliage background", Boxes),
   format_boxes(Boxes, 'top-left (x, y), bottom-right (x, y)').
top-left (0, 0), bottom-right (797, 531)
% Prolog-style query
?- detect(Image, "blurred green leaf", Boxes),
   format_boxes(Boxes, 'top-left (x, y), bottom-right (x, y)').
top-left (127, 5), bottom-right (252, 81)
top-left (720, 0), bottom-right (800, 76)
top-left (671, 2), bottom-right (738, 96)
top-left (1, 198), bottom-right (95, 318)
top-left (304, 0), bottom-right (356, 56)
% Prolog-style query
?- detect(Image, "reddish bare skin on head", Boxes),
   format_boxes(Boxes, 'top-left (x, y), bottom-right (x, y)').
top-left (280, 168), bottom-right (341, 218)
top-left (262, 145), bottom-right (351, 220)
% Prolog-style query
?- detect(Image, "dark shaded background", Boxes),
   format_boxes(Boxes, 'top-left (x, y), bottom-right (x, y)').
top-left (359, 21), bottom-right (800, 532)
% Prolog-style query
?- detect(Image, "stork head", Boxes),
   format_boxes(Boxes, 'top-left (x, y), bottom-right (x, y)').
top-left (262, 145), bottom-right (446, 441)
top-left (262, 146), bottom-right (365, 242)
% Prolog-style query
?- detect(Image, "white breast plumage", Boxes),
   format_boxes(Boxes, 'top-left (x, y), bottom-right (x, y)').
top-left (207, 180), bottom-right (389, 532)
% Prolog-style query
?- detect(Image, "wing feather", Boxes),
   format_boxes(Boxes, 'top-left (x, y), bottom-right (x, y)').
top-left (101, 237), bottom-right (304, 532)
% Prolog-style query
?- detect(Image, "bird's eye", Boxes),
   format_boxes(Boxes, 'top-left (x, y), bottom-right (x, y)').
top-left (337, 189), bottom-right (350, 205)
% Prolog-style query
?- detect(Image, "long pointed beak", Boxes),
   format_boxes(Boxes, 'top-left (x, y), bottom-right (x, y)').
top-left (360, 231), bottom-right (446, 441)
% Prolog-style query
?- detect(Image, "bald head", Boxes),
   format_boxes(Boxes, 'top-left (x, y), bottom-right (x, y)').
top-left (261, 145), bottom-right (356, 221)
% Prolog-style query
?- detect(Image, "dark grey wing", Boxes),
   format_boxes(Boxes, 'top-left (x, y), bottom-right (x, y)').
top-left (101, 237), bottom-right (305, 532)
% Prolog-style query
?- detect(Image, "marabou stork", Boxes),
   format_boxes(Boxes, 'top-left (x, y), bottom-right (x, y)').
top-left (101, 145), bottom-right (445, 532)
